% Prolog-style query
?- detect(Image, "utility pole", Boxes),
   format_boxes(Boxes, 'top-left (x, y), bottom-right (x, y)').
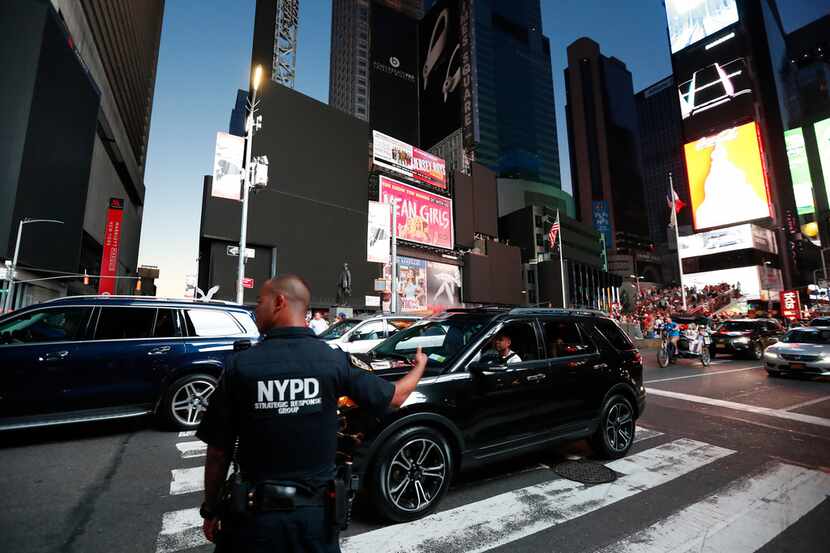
top-left (3, 218), bottom-right (64, 312)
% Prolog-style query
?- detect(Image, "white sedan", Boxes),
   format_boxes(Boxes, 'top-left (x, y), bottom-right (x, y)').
top-left (320, 315), bottom-right (420, 353)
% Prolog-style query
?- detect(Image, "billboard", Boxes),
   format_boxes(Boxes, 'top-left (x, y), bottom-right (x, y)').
top-left (383, 257), bottom-right (462, 312)
top-left (427, 260), bottom-right (462, 309)
top-left (373, 130), bottom-right (447, 190)
top-left (212, 132), bottom-right (245, 200)
top-left (379, 175), bottom-right (454, 250)
top-left (98, 198), bottom-right (124, 295)
top-left (684, 121), bottom-right (772, 231)
top-left (419, 0), bottom-right (476, 150)
top-left (678, 223), bottom-right (777, 259)
top-left (784, 128), bottom-right (815, 216)
top-left (665, 0), bottom-right (739, 54)
top-left (816, 118), bottom-right (830, 205)
top-left (591, 200), bottom-right (613, 248)
top-left (683, 264), bottom-right (782, 300)
top-left (367, 201), bottom-right (391, 263)
top-left (780, 290), bottom-right (801, 320)
top-left (369, 4), bottom-right (420, 145)
top-left (678, 57), bottom-right (753, 137)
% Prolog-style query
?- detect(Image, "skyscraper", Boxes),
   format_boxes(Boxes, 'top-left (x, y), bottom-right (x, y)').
top-left (1, 0), bottom-right (163, 306)
top-left (565, 38), bottom-right (649, 248)
top-left (636, 76), bottom-right (691, 244)
top-left (421, 0), bottom-right (561, 189)
top-left (328, 0), bottom-right (423, 124)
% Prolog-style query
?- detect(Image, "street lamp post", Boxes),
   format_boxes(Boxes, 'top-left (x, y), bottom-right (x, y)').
top-left (629, 274), bottom-right (645, 299)
top-left (236, 65), bottom-right (263, 305)
top-left (3, 218), bottom-right (64, 312)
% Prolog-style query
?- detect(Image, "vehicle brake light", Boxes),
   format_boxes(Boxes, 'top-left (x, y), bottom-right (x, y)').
top-left (338, 396), bottom-right (357, 409)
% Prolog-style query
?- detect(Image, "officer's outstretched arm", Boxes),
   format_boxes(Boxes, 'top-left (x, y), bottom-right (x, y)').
top-left (389, 347), bottom-right (428, 408)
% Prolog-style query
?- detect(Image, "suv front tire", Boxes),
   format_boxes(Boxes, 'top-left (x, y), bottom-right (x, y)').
top-left (367, 425), bottom-right (453, 522)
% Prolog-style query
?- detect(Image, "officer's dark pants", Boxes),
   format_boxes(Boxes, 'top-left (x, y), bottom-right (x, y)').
top-left (217, 506), bottom-right (340, 553)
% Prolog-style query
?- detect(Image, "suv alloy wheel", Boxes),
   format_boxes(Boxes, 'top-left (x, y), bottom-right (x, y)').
top-left (367, 426), bottom-right (453, 523)
top-left (591, 394), bottom-right (635, 460)
top-left (161, 373), bottom-right (218, 429)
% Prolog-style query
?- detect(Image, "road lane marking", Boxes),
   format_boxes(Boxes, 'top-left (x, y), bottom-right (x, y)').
top-left (647, 388), bottom-right (830, 428)
top-left (783, 394), bottom-right (830, 412)
top-left (177, 431), bottom-right (196, 438)
top-left (340, 438), bottom-right (734, 553)
top-left (594, 462), bottom-right (830, 553)
top-left (645, 366), bottom-right (760, 383)
top-left (175, 441), bottom-right (206, 459)
top-left (633, 426), bottom-right (663, 443)
top-left (169, 467), bottom-right (203, 496)
top-left (156, 508), bottom-right (204, 553)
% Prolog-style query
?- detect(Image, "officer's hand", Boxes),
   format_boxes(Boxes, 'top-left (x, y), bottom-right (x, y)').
top-left (413, 347), bottom-right (427, 371)
top-left (203, 518), bottom-right (219, 543)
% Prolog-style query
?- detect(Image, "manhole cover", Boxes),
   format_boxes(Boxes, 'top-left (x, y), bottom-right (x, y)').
top-left (554, 460), bottom-right (618, 484)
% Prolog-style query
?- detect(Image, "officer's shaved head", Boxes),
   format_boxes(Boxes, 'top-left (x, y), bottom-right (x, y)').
top-left (255, 274), bottom-right (312, 331)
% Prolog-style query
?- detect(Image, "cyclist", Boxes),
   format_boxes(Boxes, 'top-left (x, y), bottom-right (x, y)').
top-left (664, 316), bottom-right (680, 356)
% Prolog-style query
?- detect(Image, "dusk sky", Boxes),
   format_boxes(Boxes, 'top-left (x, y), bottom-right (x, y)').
top-left (138, 0), bottom-right (829, 297)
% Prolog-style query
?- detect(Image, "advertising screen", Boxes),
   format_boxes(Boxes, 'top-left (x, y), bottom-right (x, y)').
top-left (370, 3), bottom-right (420, 145)
top-left (419, 0), bottom-right (476, 150)
top-left (678, 223), bottom-right (776, 259)
top-left (815, 118), bottom-right (830, 206)
top-left (678, 56), bottom-right (753, 138)
top-left (373, 130), bottom-right (447, 190)
top-left (683, 265), bottom-right (782, 300)
top-left (684, 121), bottom-right (771, 231)
top-left (380, 176), bottom-right (454, 250)
top-left (779, 290), bottom-right (801, 320)
top-left (367, 201), bottom-right (391, 263)
top-left (426, 260), bottom-right (462, 309)
top-left (382, 257), bottom-right (462, 312)
top-left (212, 132), bottom-right (244, 200)
top-left (397, 257), bottom-right (428, 312)
top-left (665, 0), bottom-right (739, 54)
top-left (784, 128), bottom-right (815, 216)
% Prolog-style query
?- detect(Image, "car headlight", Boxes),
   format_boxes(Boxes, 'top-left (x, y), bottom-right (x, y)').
top-left (764, 350), bottom-right (780, 359)
top-left (732, 337), bottom-right (750, 344)
top-left (350, 354), bottom-right (372, 372)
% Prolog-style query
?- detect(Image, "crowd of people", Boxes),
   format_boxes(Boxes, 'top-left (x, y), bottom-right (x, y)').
top-left (616, 282), bottom-right (742, 338)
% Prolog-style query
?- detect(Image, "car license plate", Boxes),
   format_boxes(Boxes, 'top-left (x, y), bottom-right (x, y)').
top-left (716, 344), bottom-right (726, 349)
top-left (789, 362), bottom-right (805, 370)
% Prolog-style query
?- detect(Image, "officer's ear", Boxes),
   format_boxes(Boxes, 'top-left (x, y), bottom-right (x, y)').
top-left (272, 292), bottom-right (288, 313)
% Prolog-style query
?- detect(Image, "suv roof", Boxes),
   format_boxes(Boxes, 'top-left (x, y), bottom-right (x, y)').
top-left (444, 307), bottom-right (611, 319)
top-left (39, 295), bottom-right (244, 309)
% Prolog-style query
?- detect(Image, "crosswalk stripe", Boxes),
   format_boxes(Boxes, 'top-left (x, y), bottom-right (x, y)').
top-left (170, 467), bottom-right (203, 496)
top-left (175, 441), bottom-right (207, 459)
top-left (594, 462), bottom-right (830, 553)
top-left (178, 431), bottom-right (196, 438)
top-left (156, 508), bottom-right (204, 553)
top-left (633, 426), bottom-right (662, 443)
top-left (340, 438), bottom-right (734, 553)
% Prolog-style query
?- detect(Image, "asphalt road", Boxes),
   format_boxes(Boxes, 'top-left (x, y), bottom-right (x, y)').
top-left (1, 352), bottom-right (828, 553)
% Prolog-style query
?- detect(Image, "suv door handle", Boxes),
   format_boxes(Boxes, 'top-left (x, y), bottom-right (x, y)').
top-left (147, 346), bottom-right (172, 356)
top-left (593, 363), bottom-right (608, 370)
top-left (39, 350), bottom-right (70, 362)
top-left (526, 373), bottom-right (547, 382)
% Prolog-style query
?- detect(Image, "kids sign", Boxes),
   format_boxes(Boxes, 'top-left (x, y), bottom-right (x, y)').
top-left (779, 290), bottom-right (801, 320)
top-left (380, 176), bottom-right (453, 250)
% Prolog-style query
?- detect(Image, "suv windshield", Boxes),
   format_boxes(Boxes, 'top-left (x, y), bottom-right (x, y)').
top-left (372, 315), bottom-right (491, 368)
top-left (782, 329), bottom-right (830, 344)
top-left (718, 321), bottom-right (757, 332)
top-left (319, 319), bottom-right (360, 340)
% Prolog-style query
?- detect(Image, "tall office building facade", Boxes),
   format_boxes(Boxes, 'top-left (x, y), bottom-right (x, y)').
top-left (1, 0), bottom-right (163, 308)
top-left (328, 0), bottom-right (422, 125)
top-left (636, 76), bottom-right (691, 245)
top-left (422, 0), bottom-right (561, 189)
top-left (565, 38), bottom-right (649, 248)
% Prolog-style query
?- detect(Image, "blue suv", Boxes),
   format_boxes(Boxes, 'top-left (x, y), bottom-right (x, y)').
top-left (0, 296), bottom-right (260, 431)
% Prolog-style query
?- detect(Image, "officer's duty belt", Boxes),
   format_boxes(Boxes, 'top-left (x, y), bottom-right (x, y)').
top-left (251, 481), bottom-right (327, 512)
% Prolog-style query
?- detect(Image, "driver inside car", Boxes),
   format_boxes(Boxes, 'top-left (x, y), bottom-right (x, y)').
top-left (481, 331), bottom-right (522, 365)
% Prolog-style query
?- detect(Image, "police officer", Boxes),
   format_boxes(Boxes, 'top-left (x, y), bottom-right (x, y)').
top-left (196, 275), bottom-right (426, 552)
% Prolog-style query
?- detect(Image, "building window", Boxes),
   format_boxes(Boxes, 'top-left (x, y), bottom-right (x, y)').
top-left (527, 270), bottom-right (535, 284)
top-left (536, 234), bottom-right (544, 246)
top-left (534, 215), bottom-right (542, 227)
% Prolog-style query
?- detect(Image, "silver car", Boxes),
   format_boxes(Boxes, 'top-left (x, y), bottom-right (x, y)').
top-left (764, 327), bottom-right (830, 378)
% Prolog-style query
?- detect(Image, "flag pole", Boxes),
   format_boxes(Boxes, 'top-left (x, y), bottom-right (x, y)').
top-left (557, 210), bottom-right (566, 308)
top-left (669, 172), bottom-right (687, 311)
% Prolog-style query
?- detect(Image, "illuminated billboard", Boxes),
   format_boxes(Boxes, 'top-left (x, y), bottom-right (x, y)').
top-left (683, 264), bottom-right (782, 300)
top-left (684, 121), bottom-right (772, 231)
top-left (666, 0), bottom-right (739, 54)
top-left (784, 128), bottom-right (815, 216)
top-left (678, 57), bottom-right (753, 137)
top-left (379, 176), bottom-right (454, 250)
top-left (816, 118), bottom-right (830, 205)
top-left (678, 223), bottom-right (776, 259)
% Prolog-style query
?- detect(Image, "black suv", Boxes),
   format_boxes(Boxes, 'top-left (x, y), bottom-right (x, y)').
top-left (0, 296), bottom-right (260, 431)
top-left (710, 318), bottom-right (784, 360)
top-left (338, 308), bottom-right (646, 522)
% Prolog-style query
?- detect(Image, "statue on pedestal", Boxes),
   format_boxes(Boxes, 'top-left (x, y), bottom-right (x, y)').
top-left (336, 262), bottom-right (352, 305)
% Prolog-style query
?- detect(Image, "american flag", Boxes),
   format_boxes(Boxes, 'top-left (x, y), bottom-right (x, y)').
top-left (548, 216), bottom-right (560, 249)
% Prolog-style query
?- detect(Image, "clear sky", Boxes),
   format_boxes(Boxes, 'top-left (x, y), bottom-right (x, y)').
top-left (138, 0), bottom-right (829, 297)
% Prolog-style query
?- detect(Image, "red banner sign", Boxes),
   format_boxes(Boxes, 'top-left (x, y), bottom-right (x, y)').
top-left (242, 277), bottom-right (255, 289)
top-left (379, 176), bottom-right (453, 250)
top-left (98, 198), bottom-right (124, 295)
top-left (779, 289), bottom-right (801, 320)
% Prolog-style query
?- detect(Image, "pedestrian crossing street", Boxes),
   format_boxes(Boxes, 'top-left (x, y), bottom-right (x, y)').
top-left (155, 427), bottom-right (830, 553)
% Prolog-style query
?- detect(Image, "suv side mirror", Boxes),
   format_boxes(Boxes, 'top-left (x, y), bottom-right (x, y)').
top-left (233, 339), bottom-right (252, 352)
